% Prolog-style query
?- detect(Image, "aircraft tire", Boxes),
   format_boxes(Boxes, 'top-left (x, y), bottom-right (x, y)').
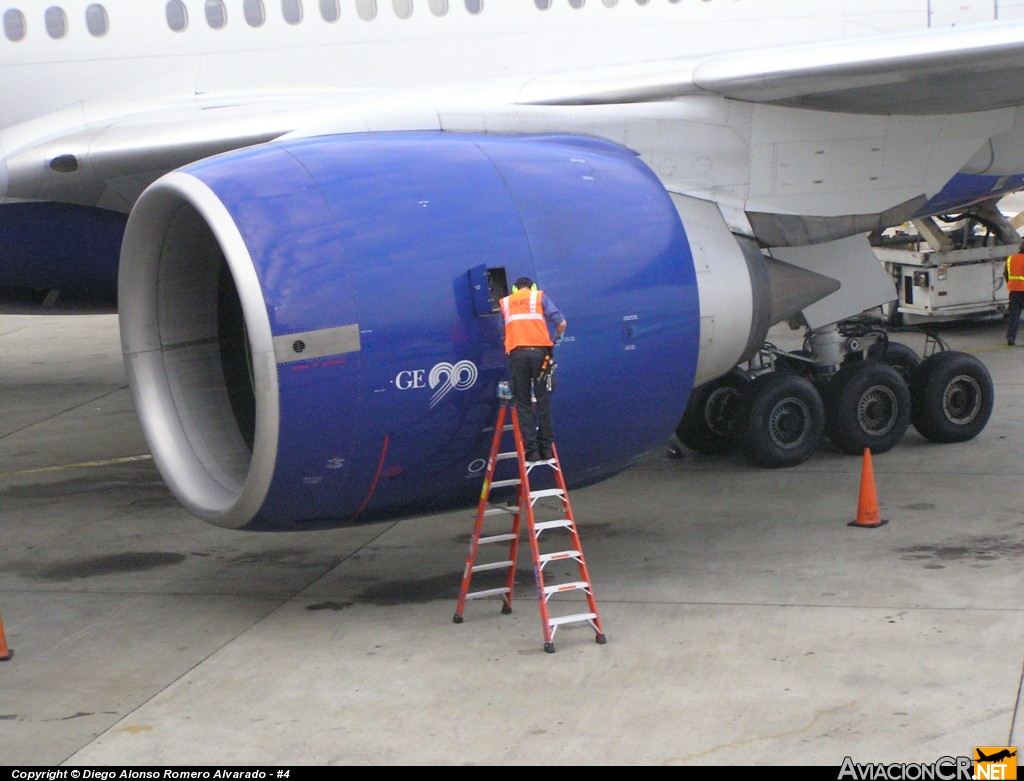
top-left (844, 341), bottom-right (921, 381)
top-left (737, 372), bottom-right (824, 469)
top-left (867, 341), bottom-right (921, 381)
top-left (825, 361), bottom-right (911, 455)
top-left (675, 369), bottom-right (750, 455)
top-left (909, 351), bottom-right (994, 443)
top-left (773, 349), bottom-right (816, 377)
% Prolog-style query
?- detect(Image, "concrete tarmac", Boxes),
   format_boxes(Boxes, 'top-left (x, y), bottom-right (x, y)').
top-left (0, 314), bottom-right (1021, 767)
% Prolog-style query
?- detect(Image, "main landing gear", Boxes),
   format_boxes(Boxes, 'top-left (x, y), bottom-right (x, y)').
top-left (675, 318), bottom-right (994, 468)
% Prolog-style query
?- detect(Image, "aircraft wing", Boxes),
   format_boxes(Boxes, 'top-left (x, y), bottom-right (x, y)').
top-left (517, 19), bottom-right (1024, 114)
top-left (8, 20), bottom-right (1024, 211)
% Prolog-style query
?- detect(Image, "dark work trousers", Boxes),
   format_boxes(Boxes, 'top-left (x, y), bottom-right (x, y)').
top-left (1009, 291), bottom-right (1024, 344)
top-left (508, 347), bottom-right (553, 458)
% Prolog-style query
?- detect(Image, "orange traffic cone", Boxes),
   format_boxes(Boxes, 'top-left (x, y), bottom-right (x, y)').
top-left (0, 609), bottom-right (12, 661)
top-left (849, 448), bottom-right (888, 529)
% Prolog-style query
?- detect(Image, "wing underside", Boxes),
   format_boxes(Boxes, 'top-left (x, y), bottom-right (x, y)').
top-left (517, 19), bottom-right (1024, 114)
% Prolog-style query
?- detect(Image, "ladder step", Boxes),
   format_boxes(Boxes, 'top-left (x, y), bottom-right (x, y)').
top-left (472, 560), bottom-right (514, 573)
top-left (547, 612), bottom-right (598, 628)
top-left (496, 452), bottom-right (519, 461)
top-left (543, 580), bottom-right (591, 596)
top-left (466, 587), bottom-right (512, 600)
top-left (491, 479), bottom-right (522, 489)
top-left (538, 550), bottom-right (581, 565)
top-left (483, 506), bottom-right (518, 516)
top-left (479, 533), bottom-right (518, 545)
top-left (526, 458), bottom-right (557, 469)
top-left (530, 488), bottom-right (565, 501)
top-left (535, 519), bottom-right (573, 533)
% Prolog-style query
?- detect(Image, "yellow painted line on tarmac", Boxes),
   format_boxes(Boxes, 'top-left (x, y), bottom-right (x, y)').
top-left (0, 454), bottom-right (153, 479)
top-left (968, 344), bottom-right (1016, 354)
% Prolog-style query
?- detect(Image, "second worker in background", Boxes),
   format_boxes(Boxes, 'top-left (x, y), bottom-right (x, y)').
top-left (499, 276), bottom-right (567, 463)
top-left (1006, 239), bottom-right (1024, 346)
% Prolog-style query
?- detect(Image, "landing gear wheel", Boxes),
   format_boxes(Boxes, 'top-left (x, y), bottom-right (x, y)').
top-left (675, 369), bottom-right (750, 455)
top-left (867, 341), bottom-right (921, 382)
top-left (774, 348), bottom-right (817, 377)
top-left (909, 351), bottom-right (994, 443)
top-left (845, 341), bottom-right (921, 381)
top-left (737, 372), bottom-right (824, 468)
top-left (825, 361), bottom-right (911, 455)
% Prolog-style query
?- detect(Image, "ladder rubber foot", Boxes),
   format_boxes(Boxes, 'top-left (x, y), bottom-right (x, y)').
top-left (595, 634), bottom-right (607, 645)
top-left (501, 605), bottom-right (512, 615)
top-left (0, 650), bottom-right (12, 661)
top-left (544, 642), bottom-right (556, 654)
top-left (452, 613), bottom-right (463, 624)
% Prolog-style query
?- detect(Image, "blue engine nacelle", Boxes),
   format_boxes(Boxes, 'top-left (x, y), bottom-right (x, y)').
top-left (119, 132), bottom-right (703, 530)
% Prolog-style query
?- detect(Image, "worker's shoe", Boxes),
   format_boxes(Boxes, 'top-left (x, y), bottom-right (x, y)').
top-left (525, 449), bottom-right (541, 463)
top-left (539, 448), bottom-right (554, 461)
top-left (1009, 339), bottom-right (1016, 346)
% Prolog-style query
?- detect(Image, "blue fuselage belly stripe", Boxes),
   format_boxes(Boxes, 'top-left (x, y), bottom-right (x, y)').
top-left (917, 172), bottom-right (1024, 217)
top-left (0, 202), bottom-right (125, 310)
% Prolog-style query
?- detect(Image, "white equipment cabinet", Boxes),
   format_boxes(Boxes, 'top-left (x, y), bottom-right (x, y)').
top-left (872, 215), bottom-right (1016, 325)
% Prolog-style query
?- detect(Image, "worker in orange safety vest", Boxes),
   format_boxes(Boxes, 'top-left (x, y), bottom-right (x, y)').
top-left (1006, 239), bottom-right (1024, 346)
top-left (499, 277), bottom-right (567, 463)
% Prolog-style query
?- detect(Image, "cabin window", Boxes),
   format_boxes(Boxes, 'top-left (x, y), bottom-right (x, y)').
top-left (320, 0), bottom-right (340, 21)
top-left (243, 0), bottom-right (266, 25)
top-left (601, 0), bottom-right (617, 6)
top-left (282, 0), bottom-right (303, 23)
top-left (204, 0), bottom-right (227, 28)
top-left (428, 0), bottom-right (447, 14)
top-left (393, 0), bottom-right (412, 18)
top-left (166, 0), bottom-right (188, 31)
top-left (464, 0), bottom-right (482, 14)
top-left (45, 6), bottom-right (67, 39)
top-left (356, 0), bottom-right (376, 21)
top-left (3, 8), bottom-right (26, 40)
top-left (85, 4), bottom-right (108, 36)
top-left (569, 0), bottom-right (585, 8)
top-left (534, 0), bottom-right (551, 8)
top-left (635, 0), bottom-right (649, 5)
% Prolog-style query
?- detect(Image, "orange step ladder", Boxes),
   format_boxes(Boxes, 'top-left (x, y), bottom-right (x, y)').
top-left (453, 390), bottom-right (606, 653)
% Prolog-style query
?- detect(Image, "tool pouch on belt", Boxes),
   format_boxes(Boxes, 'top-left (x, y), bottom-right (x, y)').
top-left (537, 348), bottom-right (557, 391)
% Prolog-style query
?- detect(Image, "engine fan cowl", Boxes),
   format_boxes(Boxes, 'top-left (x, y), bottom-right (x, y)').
top-left (119, 132), bottom-right (701, 530)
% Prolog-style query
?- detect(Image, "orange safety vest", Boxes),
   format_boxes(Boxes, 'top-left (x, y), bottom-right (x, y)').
top-left (500, 289), bottom-right (553, 354)
top-left (1008, 254), bottom-right (1024, 293)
